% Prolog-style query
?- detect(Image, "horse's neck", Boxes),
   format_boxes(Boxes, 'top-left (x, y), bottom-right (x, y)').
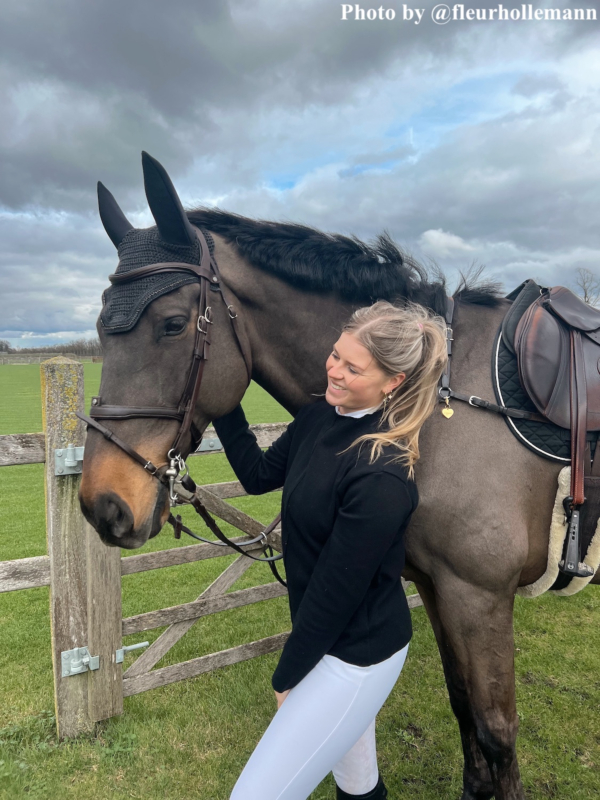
top-left (214, 236), bottom-right (354, 414)
top-left (245, 284), bottom-right (352, 414)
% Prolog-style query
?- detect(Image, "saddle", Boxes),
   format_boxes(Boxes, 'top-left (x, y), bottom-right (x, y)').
top-left (503, 280), bottom-right (600, 578)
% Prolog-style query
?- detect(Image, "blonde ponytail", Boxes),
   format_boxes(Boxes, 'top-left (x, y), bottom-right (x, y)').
top-left (343, 300), bottom-right (447, 479)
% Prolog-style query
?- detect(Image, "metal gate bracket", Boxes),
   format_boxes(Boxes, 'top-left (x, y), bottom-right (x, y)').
top-left (61, 647), bottom-right (100, 677)
top-left (195, 435), bottom-right (222, 453)
top-left (116, 641), bottom-right (149, 663)
top-left (55, 444), bottom-right (85, 476)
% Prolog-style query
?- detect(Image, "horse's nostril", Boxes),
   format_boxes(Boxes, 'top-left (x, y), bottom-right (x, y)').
top-left (105, 498), bottom-right (125, 532)
top-left (83, 491), bottom-right (134, 542)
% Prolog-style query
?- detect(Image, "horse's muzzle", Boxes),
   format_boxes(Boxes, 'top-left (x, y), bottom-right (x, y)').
top-left (79, 489), bottom-right (165, 549)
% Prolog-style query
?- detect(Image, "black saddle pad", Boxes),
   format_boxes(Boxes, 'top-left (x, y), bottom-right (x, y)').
top-left (492, 325), bottom-right (599, 463)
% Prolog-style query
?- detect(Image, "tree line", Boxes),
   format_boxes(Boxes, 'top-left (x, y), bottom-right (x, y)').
top-left (0, 338), bottom-right (102, 356)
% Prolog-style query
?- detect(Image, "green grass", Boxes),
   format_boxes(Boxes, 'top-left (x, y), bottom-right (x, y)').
top-left (1, 365), bottom-right (599, 798)
top-left (0, 363), bottom-right (291, 435)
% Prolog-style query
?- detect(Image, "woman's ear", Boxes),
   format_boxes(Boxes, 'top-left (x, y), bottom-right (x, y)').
top-left (384, 372), bottom-right (406, 394)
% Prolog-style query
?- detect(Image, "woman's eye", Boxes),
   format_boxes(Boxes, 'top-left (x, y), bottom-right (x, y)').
top-left (164, 318), bottom-right (187, 336)
top-left (348, 367), bottom-right (358, 375)
top-left (331, 352), bottom-right (339, 360)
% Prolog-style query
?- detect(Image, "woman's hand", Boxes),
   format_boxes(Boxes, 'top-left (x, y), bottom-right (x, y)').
top-left (275, 689), bottom-right (290, 709)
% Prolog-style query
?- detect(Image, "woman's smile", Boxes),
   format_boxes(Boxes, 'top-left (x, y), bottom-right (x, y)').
top-left (328, 380), bottom-right (347, 394)
top-left (325, 331), bottom-right (405, 413)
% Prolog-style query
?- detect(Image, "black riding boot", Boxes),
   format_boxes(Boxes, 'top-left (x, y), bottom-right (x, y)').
top-left (335, 775), bottom-right (388, 799)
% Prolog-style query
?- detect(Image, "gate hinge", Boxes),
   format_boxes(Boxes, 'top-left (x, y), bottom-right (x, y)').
top-left (61, 647), bottom-right (99, 677)
top-left (55, 444), bottom-right (85, 476)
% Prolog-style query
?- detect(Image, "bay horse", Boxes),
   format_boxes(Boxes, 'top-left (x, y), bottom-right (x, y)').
top-left (79, 153), bottom-right (599, 800)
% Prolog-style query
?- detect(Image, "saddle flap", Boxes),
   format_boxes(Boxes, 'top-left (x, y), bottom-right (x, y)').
top-left (515, 296), bottom-right (600, 431)
top-left (501, 279), bottom-right (544, 355)
top-left (544, 286), bottom-right (600, 333)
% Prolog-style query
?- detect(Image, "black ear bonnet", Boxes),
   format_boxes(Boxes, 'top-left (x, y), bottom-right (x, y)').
top-left (99, 228), bottom-right (214, 334)
top-left (98, 152), bottom-right (214, 334)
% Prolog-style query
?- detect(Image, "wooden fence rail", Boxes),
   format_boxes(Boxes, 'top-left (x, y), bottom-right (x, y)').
top-left (0, 357), bottom-right (422, 739)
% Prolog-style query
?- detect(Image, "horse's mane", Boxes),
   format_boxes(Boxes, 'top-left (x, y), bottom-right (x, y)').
top-left (187, 208), bottom-right (503, 315)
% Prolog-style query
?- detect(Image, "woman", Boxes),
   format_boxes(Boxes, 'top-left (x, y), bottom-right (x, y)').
top-left (213, 300), bottom-right (447, 799)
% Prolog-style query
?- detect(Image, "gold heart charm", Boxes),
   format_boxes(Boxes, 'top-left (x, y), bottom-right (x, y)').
top-left (442, 407), bottom-right (454, 418)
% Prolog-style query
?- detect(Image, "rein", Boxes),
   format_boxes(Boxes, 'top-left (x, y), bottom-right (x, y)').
top-left (77, 226), bottom-right (286, 586)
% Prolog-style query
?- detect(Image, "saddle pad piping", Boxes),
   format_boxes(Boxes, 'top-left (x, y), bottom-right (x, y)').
top-left (493, 328), bottom-right (570, 463)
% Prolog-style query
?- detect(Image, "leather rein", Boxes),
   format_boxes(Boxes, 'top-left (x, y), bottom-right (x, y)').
top-left (76, 226), bottom-right (286, 585)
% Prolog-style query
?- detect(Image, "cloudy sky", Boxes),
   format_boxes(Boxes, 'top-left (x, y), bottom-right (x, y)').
top-left (1, 0), bottom-right (599, 347)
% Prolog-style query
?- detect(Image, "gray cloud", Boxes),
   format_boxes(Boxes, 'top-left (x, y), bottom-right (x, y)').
top-left (1, 0), bottom-right (595, 209)
top-left (1, 0), bottom-right (599, 341)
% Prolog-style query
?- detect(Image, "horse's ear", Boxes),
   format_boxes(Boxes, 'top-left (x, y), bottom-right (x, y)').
top-left (97, 182), bottom-right (134, 249)
top-left (141, 151), bottom-right (196, 247)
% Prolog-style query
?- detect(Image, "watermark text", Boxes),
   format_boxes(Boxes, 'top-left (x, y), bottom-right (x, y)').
top-left (340, 4), bottom-right (598, 24)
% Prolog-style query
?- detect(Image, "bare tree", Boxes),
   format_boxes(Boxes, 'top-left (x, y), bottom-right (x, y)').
top-left (0, 339), bottom-right (11, 353)
top-left (575, 267), bottom-right (600, 307)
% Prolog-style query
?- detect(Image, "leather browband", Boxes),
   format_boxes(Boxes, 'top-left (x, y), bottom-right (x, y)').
top-left (109, 262), bottom-right (216, 285)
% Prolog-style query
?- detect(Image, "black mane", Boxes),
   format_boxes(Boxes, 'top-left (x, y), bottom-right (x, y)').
top-left (188, 208), bottom-right (503, 315)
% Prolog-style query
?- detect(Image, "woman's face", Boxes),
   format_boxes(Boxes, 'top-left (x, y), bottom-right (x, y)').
top-left (325, 332), bottom-right (405, 414)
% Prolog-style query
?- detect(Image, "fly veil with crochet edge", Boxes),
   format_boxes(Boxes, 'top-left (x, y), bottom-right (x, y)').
top-left (101, 224), bottom-right (216, 334)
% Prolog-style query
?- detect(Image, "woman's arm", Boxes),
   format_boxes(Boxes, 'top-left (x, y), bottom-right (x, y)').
top-left (212, 405), bottom-right (299, 495)
top-left (271, 470), bottom-right (415, 692)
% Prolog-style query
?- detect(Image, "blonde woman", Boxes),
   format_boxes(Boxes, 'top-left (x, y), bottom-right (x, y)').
top-left (213, 300), bottom-right (447, 800)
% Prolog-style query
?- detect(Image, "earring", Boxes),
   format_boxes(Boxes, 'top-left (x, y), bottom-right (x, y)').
top-left (382, 390), bottom-right (393, 410)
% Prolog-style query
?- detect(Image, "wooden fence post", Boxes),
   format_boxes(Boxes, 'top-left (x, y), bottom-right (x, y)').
top-left (87, 516), bottom-right (123, 724)
top-left (42, 357), bottom-right (122, 738)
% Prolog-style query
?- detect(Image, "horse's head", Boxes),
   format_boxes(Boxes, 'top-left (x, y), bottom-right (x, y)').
top-left (79, 153), bottom-right (251, 549)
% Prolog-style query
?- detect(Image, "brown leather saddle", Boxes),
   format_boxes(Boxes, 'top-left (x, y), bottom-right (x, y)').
top-left (440, 279), bottom-right (600, 582)
top-left (512, 284), bottom-right (600, 578)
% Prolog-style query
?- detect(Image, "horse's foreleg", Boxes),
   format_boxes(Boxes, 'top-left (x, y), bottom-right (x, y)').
top-left (415, 580), bottom-right (494, 800)
top-left (426, 577), bottom-right (524, 800)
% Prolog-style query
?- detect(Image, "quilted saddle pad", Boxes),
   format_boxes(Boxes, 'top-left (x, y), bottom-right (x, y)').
top-left (492, 325), bottom-right (599, 463)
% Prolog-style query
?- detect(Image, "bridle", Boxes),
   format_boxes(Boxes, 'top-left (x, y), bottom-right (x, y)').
top-left (77, 226), bottom-right (286, 584)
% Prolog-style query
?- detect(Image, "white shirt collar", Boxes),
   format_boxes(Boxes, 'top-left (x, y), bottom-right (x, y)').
top-left (335, 404), bottom-right (382, 419)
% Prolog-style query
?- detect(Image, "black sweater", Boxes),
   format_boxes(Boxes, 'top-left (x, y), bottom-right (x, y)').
top-left (213, 400), bottom-right (417, 693)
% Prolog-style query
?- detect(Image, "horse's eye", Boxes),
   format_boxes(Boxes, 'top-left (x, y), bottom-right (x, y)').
top-left (164, 317), bottom-right (188, 336)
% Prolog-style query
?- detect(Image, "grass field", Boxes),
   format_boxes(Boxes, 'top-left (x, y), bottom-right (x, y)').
top-left (1, 364), bottom-right (599, 799)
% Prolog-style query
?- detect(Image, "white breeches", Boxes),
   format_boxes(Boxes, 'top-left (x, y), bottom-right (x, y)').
top-left (230, 643), bottom-right (409, 800)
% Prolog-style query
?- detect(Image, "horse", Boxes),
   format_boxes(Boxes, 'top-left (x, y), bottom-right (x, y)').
top-left (79, 152), bottom-right (600, 800)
